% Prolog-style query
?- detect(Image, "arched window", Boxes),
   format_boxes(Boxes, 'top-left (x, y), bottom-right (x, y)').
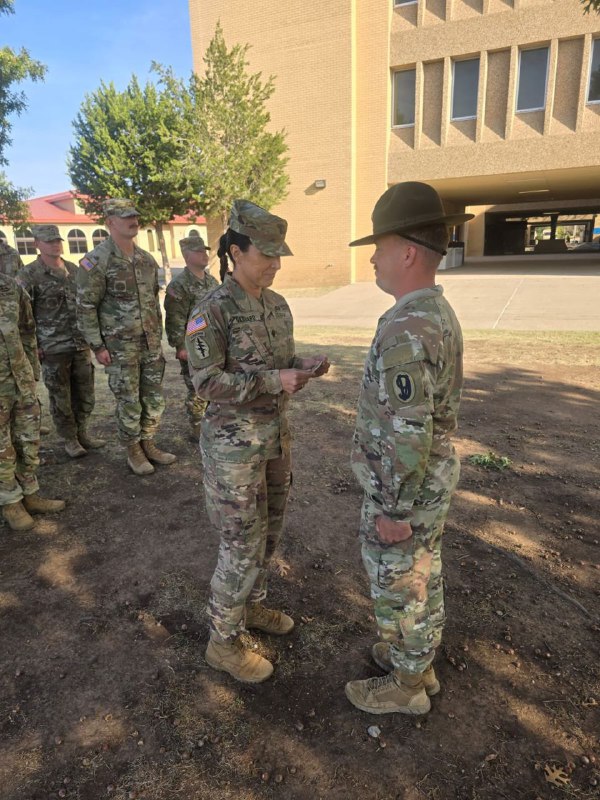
top-left (16, 229), bottom-right (36, 255)
top-left (92, 228), bottom-right (108, 247)
top-left (68, 229), bottom-right (88, 254)
top-left (147, 229), bottom-right (155, 251)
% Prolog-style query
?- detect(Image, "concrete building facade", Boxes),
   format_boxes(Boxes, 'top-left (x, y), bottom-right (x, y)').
top-left (189, 0), bottom-right (600, 287)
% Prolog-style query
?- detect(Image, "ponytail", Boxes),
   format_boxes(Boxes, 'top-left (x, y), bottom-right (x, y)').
top-left (216, 229), bottom-right (252, 283)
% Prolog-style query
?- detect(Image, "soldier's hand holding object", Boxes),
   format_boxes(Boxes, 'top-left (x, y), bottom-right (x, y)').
top-left (376, 515), bottom-right (413, 545)
top-left (304, 354), bottom-right (330, 376)
top-left (280, 368), bottom-right (312, 394)
top-left (95, 347), bottom-right (112, 367)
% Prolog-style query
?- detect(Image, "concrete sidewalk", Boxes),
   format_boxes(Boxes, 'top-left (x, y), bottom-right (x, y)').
top-left (286, 262), bottom-right (600, 331)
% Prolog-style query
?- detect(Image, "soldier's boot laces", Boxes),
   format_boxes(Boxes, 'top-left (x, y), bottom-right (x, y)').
top-left (245, 603), bottom-right (295, 635)
top-left (64, 438), bottom-right (88, 459)
top-left (126, 442), bottom-right (155, 476)
top-left (2, 501), bottom-right (35, 531)
top-left (345, 670), bottom-right (431, 715)
top-left (141, 440), bottom-right (177, 466)
top-left (23, 492), bottom-right (66, 515)
top-left (78, 429), bottom-right (106, 449)
top-left (205, 636), bottom-right (273, 683)
top-left (371, 642), bottom-right (440, 696)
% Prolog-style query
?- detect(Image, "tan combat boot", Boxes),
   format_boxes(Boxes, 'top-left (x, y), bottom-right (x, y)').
top-left (371, 642), bottom-right (440, 696)
top-left (23, 493), bottom-right (66, 514)
top-left (141, 440), bottom-right (177, 465)
top-left (64, 438), bottom-right (88, 459)
top-left (205, 636), bottom-right (273, 683)
top-left (2, 501), bottom-right (35, 531)
top-left (345, 671), bottom-right (431, 715)
top-left (78, 429), bottom-right (106, 449)
top-left (126, 442), bottom-right (154, 475)
top-left (246, 603), bottom-right (295, 635)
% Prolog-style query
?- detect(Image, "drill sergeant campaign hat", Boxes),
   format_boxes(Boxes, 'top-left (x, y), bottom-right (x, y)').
top-left (31, 224), bottom-right (63, 242)
top-left (179, 235), bottom-right (210, 252)
top-left (349, 181), bottom-right (474, 254)
top-left (102, 198), bottom-right (140, 218)
top-left (229, 199), bottom-right (293, 257)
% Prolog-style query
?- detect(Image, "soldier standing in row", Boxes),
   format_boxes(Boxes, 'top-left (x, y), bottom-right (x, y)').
top-left (345, 182), bottom-right (472, 715)
top-left (76, 199), bottom-right (176, 476)
top-left (18, 225), bottom-right (104, 458)
top-left (186, 200), bottom-right (329, 684)
top-left (164, 235), bottom-right (219, 441)
top-left (0, 238), bottom-right (23, 277)
top-left (0, 273), bottom-right (65, 531)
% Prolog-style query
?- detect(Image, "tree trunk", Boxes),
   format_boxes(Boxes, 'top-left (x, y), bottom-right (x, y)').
top-left (155, 221), bottom-right (172, 285)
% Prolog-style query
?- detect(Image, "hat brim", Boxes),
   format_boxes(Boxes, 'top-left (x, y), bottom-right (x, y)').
top-left (349, 213), bottom-right (475, 247)
top-left (253, 240), bottom-right (293, 257)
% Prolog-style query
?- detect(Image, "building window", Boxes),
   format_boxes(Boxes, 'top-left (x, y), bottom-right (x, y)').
top-left (393, 69), bottom-right (416, 127)
top-left (16, 230), bottom-right (36, 255)
top-left (147, 229), bottom-right (155, 250)
top-left (67, 229), bottom-right (88, 254)
top-left (516, 47), bottom-right (548, 112)
top-left (394, 0), bottom-right (418, 5)
top-left (92, 228), bottom-right (108, 247)
top-left (588, 39), bottom-right (600, 104)
top-left (452, 58), bottom-right (479, 120)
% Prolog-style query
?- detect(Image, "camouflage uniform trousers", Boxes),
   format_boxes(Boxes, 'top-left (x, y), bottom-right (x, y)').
top-left (0, 391), bottom-right (40, 506)
top-left (360, 453), bottom-right (460, 674)
top-left (105, 344), bottom-right (166, 443)
top-left (179, 358), bottom-right (207, 428)
top-left (41, 350), bottom-right (95, 440)
top-left (202, 448), bottom-right (292, 642)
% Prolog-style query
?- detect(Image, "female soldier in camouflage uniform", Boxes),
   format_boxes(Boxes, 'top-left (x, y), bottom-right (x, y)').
top-left (186, 200), bottom-right (329, 683)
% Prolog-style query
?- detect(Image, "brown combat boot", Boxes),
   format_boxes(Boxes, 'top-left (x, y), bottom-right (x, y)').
top-left (141, 440), bottom-right (177, 465)
top-left (78, 428), bottom-right (106, 449)
top-left (23, 493), bottom-right (66, 514)
top-left (64, 438), bottom-right (87, 459)
top-left (126, 442), bottom-right (154, 475)
top-left (205, 636), bottom-right (273, 683)
top-left (2, 501), bottom-right (35, 531)
top-left (371, 642), bottom-right (440, 696)
top-left (246, 603), bottom-right (295, 635)
top-left (345, 671), bottom-right (431, 715)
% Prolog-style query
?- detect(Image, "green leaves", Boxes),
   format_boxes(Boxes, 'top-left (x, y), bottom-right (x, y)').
top-left (467, 452), bottom-right (513, 471)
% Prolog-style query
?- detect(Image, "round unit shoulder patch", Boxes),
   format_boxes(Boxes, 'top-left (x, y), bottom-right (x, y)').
top-left (393, 371), bottom-right (416, 403)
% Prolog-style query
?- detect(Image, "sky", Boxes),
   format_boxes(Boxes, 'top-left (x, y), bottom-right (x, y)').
top-left (2, 0), bottom-right (193, 196)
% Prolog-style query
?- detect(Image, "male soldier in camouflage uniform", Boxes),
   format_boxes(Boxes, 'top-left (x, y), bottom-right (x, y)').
top-left (0, 239), bottom-right (24, 277)
top-left (0, 273), bottom-right (65, 531)
top-left (186, 200), bottom-right (329, 683)
top-left (18, 225), bottom-right (105, 458)
top-left (164, 235), bottom-right (219, 440)
top-left (76, 199), bottom-right (176, 475)
top-left (344, 182), bottom-right (473, 715)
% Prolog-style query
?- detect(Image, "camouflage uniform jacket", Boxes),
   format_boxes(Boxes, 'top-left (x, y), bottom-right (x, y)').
top-left (17, 257), bottom-right (87, 355)
top-left (186, 277), bottom-right (303, 463)
top-left (0, 273), bottom-right (40, 399)
top-left (76, 237), bottom-right (162, 353)
top-left (0, 241), bottom-right (24, 277)
top-left (352, 286), bottom-right (463, 520)
top-left (164, 267), bottom-right (219, 351)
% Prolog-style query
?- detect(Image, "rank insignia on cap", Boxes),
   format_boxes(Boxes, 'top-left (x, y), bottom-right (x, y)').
top-left (186, 314), bottom-right (207, 335)
top-left (394, 372), bottom-right (416, 403)
top-left (80, 257), bottom-right (96, 271)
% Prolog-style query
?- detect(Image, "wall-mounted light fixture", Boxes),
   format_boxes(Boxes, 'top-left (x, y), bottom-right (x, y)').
top-left (314, 179), bottom-right (326, 189)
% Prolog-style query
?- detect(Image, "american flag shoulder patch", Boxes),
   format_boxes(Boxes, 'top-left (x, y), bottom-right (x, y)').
top-left (80, 257), bottom-right (96, 271)
top-left (186, 314), bottom-right (208, 335)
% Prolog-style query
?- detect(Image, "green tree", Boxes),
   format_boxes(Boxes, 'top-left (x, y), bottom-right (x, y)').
top-left (582, 0), bottom-right (600, 11)
top-left (157, 22), bottom-right (289, 247)
top-left (68, 76), bottom-right (196, 281)
top-left (0, 0), bottom-right (46, 224)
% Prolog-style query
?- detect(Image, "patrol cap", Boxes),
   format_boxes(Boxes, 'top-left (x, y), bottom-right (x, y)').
top-left (31, 224), bottom-right (63, 242)
top-left (229, 199), bottom-right (292, 257)
top-left (180, 235), bottom-right (210, 253)
top-left (102, 198), bottom-right (139, 218)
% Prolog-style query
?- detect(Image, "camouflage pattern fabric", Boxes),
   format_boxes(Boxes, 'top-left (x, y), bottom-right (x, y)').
top-left (352, 285), bottom-right (463, 673)
top-left (186, 276), bottom-right (302, 641)
top-left (41, 352), bottom-right (95, 440)
top-left (164, 267), bottom-right (219, 427)
top-left (76, 237), bottom-right (165, 443)
top-left (0, 275), bottom-right (40, 505)
top-left (0, 241), bottom-right (24, 278)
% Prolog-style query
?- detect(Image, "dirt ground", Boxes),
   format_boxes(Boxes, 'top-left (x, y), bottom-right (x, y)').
top-left (1, 328), bottom-right (599, 800)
